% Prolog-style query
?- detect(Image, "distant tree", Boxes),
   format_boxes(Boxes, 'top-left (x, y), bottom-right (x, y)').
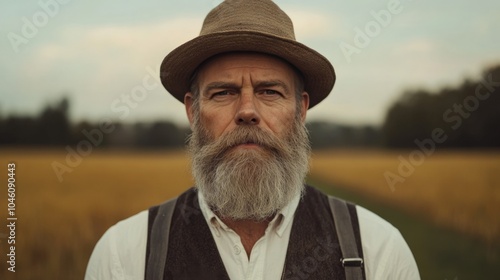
top-left (382, 64), bottom-right (500, 148)
top-left (35, 97), bottom-right (72, 145)
top-left (382, 90), bottom-right (436, 148)
top-left (0, 116), bottom-right (38, 145)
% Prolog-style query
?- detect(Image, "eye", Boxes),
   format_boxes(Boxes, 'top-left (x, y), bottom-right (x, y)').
top-left (211, 90), bottom-right (233, 99)
top-left (259, 89), bottom-right (282, 98)
top-left (261, 89), bottom-right (282, 96)
top-left (265, 90), bottom-right (279, 95)
top-left (215, 90), bottom-right (229, 96)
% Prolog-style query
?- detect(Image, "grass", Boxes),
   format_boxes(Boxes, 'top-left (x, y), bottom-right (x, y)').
top-left (0, 148), bottom-right (498, 279)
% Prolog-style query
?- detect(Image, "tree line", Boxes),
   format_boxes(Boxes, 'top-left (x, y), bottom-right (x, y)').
top-left (0, 97), bottom-right (379, 149)
top-left (0, 98), bottom-right (189, 149)
top-left (0, 63), bottom-right (498, 149)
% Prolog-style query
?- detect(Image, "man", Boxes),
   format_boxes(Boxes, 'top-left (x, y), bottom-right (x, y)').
top-left (86, 0), bottom-right (420, 279)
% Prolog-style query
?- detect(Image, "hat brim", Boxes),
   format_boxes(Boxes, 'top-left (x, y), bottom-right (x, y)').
top-left (160, 31), bottom-right (335, 109)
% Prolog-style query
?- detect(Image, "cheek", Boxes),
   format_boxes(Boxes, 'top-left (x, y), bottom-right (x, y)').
top-left (199, 108), bottom-right (234, 138)
top-left (263, 106), bottom-right (297, 135)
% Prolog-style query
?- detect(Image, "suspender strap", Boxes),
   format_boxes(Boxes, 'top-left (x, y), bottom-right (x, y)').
top-left (328, 196), bottom-right (365, 280)
top-left (145, 198), bottom-right (177, 280)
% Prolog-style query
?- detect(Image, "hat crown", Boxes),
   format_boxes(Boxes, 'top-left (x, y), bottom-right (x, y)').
top-left (160, 0), bottom-right (335, 109)
top-left (201, 0), bottom-right (295, 40)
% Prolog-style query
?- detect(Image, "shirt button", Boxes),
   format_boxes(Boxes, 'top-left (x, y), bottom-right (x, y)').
top-left (233, 245), bottom-right (241, 255)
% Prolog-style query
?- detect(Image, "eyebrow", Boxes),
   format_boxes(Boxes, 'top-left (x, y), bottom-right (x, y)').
top-left (203, 80), bottom-right (290, 95)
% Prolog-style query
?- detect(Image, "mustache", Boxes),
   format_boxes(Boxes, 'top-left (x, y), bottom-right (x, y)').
top-left (194, 125), bottom-right (290, 161)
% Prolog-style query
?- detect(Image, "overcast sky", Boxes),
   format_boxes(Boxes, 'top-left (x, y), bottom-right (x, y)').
top-left (1, 0), bottom-right (499, 126)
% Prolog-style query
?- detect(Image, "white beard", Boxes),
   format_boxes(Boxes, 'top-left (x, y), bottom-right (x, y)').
top-left (188, 115), bottom-right (311, 221)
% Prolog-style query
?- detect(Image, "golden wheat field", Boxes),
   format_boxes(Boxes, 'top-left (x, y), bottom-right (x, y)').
top-left (310, 149), bottom-right (500, 244)
top-left (0, 148), bottom-right (499, 279)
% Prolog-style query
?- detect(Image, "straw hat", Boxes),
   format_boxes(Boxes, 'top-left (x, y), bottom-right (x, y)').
top-left (160, 0), bottom-right (335, 109)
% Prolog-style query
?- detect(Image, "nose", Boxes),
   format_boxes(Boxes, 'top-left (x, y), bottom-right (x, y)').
top-left (235, 91), bottom-right (260, 125)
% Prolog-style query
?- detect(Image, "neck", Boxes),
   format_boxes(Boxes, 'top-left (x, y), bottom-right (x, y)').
top-left (219, 216), bottom-right (274, 258)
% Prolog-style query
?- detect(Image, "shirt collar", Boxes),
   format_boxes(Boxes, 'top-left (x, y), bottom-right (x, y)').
top-left (198, 188), bottom-right (301, 238)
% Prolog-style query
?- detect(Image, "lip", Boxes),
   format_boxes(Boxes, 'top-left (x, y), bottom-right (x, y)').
top-left (236, 142), bottom-right (260, 149)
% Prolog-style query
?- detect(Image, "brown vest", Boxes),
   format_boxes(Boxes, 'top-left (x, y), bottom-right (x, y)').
top-left (145, 186), bottom-right (365, 279)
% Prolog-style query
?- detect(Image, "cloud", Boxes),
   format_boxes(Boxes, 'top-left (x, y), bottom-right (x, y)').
top-left (12, 16), bottom-right (204, 122)
top-left (27, 16), bottom-right (202, 76)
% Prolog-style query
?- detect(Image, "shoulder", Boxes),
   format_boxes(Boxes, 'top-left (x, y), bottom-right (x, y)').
top-left (356, 205), bottom-right (420, 280)
top-left (356, 205), bottom-right (397, 235)
top-left (85, 210), bottom-right (149, 280)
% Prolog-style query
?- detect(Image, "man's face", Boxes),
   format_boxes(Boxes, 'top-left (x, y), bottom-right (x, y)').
top-left (184, 52), bottom-right (311, 221)
top-left (186, 52), bottom-right (309, 142)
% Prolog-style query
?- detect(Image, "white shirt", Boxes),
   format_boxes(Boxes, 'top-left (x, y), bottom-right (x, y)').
top-left (197, 191), bottom-right (300, 280)
top-left (85, 191), bottom-right (420, 280)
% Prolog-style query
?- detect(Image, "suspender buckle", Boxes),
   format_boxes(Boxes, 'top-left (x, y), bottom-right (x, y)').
top-left (341, 257), bottom-right (364, 267)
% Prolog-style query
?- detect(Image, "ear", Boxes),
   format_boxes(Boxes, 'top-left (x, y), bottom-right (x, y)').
top-left (184, 92), bottom-right (195, 129)
top-left (300, 91), bottom-right (309, 122)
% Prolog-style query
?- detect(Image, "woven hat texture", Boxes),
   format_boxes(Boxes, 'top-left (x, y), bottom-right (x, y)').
top-left (160, 0), bottom-right (335, 109)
